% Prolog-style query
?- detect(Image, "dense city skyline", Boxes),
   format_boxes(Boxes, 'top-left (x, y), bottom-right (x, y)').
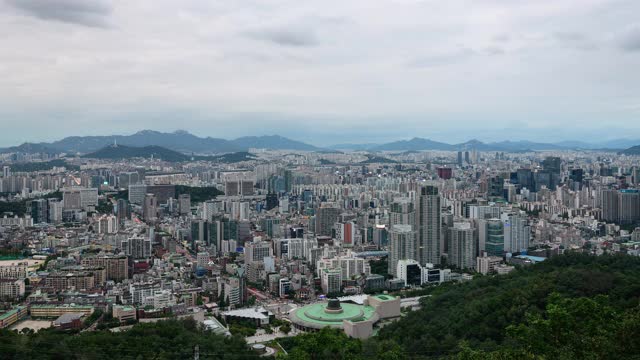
top-left (2, 1), bottom-right (640, 359)
top-left (1, 0), bottom-right (640, 146)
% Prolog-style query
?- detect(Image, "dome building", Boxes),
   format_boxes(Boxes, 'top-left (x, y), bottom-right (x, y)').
top-left (289, 294), bottom-right (400, 339)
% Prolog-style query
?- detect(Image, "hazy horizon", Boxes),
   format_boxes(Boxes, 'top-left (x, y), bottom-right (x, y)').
top-left (3, 127), bottom-right (640, 149)
top-left (1, 0), bottom-right (639, 146)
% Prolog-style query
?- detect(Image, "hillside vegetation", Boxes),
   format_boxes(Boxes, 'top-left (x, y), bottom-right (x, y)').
top-left (279, 252), bottom-right (640, 359)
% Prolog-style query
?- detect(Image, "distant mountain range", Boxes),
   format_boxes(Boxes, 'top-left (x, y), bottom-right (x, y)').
top-left (0, 130), bottom-right (318, 155)
top-left (81, 144), bottom-right (258, 163)
top-left (2, 130), bottom-right (639, 155)
top-left (620, 145), bottom-right (640, 156)
top-left (328, 137), bottom-right (639, 152)
top-left (82, 145), bottom-right (195, 162)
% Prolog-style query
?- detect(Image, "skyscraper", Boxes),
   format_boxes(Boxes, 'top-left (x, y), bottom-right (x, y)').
top-left (390, 197), bottom-right (415, 228)
top-left (417, 185), bottom-right (441, 265)
top-left (448, 222), bottom-right (476, 270)
top-left (178, 194), bottom-right (191, 215)
top-left (316, 204), bottom-right (341, 237)
top-left (479, 219), bottom-right (504, 257)
top-left (116, 199), bottom-right (130, 225)
top-left (388, 224), bottom-right (416, 278)
top-left (601, 189), bottom-right (619, 223)
top-left (502, 212), bottom-right (531, 253)
top-left (143, 193), bottom-right (158, 222)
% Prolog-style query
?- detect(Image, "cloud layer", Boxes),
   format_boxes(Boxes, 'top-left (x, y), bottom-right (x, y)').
top-left (0, 0), bottom-right (639, 146)
top-left (6, 0), bottom-right (113, 27)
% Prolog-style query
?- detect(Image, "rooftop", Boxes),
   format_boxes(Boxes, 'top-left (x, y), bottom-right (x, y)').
top-left (222, 307), bottom-right (272, 320)
top-left (290, 301), bottom-right (377, 329)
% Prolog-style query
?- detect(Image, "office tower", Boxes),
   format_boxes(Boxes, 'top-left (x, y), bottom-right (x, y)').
top-left (230, 201), bottom-right (250, 220)
top-left (196, 252), bottom-right (209, 269)
top-left (191, 219), bottom-right (208, 247)
top-left (28, 199), bottom-right (48, 224)
top-left (335, 221), bottom-right (356, 247)
top-left (178, 194), bottom-right (191, 215)
top-left (488, 176), bottom-right (504, 198)
top-left (143, 193), bottom-right (158, 222)
top-left (61, 188), bottom-right (99, 210)
top-left (542, 156), bottom-right (562, 173)
top-left (225, 179), bottom-right (255, 196)
top-left (633, 167), bottom-right (640, 186)
top-left (388, 224), bottom-right (416, 277)
top-left (600, 189), bottom-right (619, 223)
top-left (390, 198), bottom-right (415, 227)
top-left (118, 172), bottom-right (140, 189)
top-left (316, 204), bottom-right (341, 237)
top-left (448, 222), bottom-right (476, 270)
top-left (464, 151), bottom-right (470, 164)
top-left (417, 185), bottom-right (441, 265)
top-left (2, 166), bottom-right (9, 178)
top-left (302, 189), bottom-right (313, 204)
top-left (283, 169), bottom-right (293, 193)
top-left (457, 151), bottom-right (463, 167)
top-left (128, 184), bottom-right (147, 205)
top-left (121, 235), bottom-right (151, 259)
top-left (48, 200), bottom-right (63, 224)
top-left (116, 199), bottom-right (130, 225)
top-left (261, 217), bottom-right (281, 238)
top-left (517, 168), bottom-right (534, 191)
top-left (320, 268), bottom-right (342, 294)
top-left (396, 259), bottom-right (424, 286)
top-left (618, 190), bottom-right (640, 224)
top-left (479, 219), bottom-right (504, 257)
top-left (502, 212), bottom-right (531, 253)
top-left (569, 168), bottom-right (584, 184)
top-left (265, 193), bottom-right (278, 211)
top-left (245, 241), bottom-right (273, 264)
top-left (539, 156), bottom-right (562, 190)
top-left (62, 188), bottom-right (82, 210)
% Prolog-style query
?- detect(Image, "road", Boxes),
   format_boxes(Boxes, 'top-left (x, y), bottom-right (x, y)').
top-left (245, 328), bottom-right (301, 344)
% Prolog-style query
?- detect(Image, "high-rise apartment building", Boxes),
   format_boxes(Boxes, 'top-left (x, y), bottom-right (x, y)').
top-left (417, 185), bottom-right (441, 265)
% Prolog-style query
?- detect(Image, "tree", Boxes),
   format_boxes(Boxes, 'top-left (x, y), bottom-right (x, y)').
top-left (280, 323), bottom-right (291, 335)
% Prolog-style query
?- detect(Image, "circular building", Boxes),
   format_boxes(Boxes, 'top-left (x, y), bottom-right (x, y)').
top-left (289, 298), bottom-right (380, 337)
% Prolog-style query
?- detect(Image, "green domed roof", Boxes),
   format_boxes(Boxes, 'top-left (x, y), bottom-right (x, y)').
top-left (290, 302), bottom-right (377, 329)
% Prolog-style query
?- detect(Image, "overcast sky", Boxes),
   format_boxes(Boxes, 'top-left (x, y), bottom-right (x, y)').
top-left (1, 0), bottom-right (639, 147)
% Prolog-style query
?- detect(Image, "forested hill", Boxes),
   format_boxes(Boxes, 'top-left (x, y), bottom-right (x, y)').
top-left (280, 253), bottom-right (640, 359)
top-left (373, 252), bottom-right (640, 359)
top-left (0, 319), bottom-right (252, 360)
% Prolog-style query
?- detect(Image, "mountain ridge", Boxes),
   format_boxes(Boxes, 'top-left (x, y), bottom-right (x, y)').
top-left (1, 130), bottom-right (638, 154)
top-left (0, 130), bottom-right (318, 154)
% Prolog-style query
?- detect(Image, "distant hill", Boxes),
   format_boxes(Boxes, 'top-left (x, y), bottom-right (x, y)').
top-left (620, 145), bottom-right (640, 155)
top-left (372, 137), bottom-right (570, 152)
top-left (211, 152), bottom-right (257, 163)
top-left (0, 142), bottom-right (59, 155)
top-left (82, 144), bottom-right (192, 162)
top-left (4, 130), bottom-right (638, 154)
top-left (0, 130), bottom-right (319, 155)
top-left (82, 145), bottom-right (260, 163)
top-left (373, 137), bottom-right (453, 151)
top-left (230, 135), bottom-right (319, 151)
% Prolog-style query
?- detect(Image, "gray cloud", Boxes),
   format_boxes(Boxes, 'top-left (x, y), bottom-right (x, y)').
top-left (408, 48), bottom-right (475, 68)
top-left (554, 32), bottom-right (598, 50)
top-left (619, 25), bottom-right (640, 51)
top-left (6, 0), bottom-right (113, 28)
top-left (246, 27), bottom-right (318, 47)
